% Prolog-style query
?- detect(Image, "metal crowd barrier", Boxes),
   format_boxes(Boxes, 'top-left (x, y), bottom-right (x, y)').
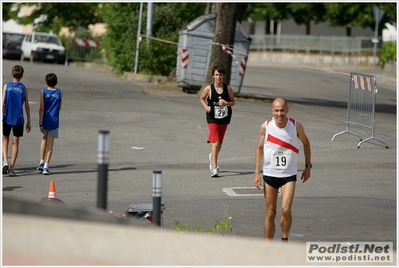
top-left (331, 72), bottom-right (389, 149)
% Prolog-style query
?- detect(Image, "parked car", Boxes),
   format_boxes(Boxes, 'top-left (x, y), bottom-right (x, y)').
top-left (20, 32), bottom-right (66, 64)
top-left (2, 32), bottom-right (25, 59)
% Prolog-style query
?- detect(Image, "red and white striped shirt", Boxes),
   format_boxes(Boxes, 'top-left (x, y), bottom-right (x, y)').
top-left (263, 117), bottom-right (299, 177)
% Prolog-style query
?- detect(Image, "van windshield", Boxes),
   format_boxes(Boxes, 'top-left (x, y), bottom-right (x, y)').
top-left (3, 33), bottom-right (25, 42)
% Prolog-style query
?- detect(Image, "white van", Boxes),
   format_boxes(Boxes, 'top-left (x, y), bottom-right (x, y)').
top-left (21, 32), bottom-right (66, 64)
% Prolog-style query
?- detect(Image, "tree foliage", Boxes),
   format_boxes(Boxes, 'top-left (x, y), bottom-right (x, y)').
top-left (3, 3), bottom-right (103, 33)
top-left (243, 3), bottom-right (290, 34)
top-left (325, 3), bottom-right (375, 36)
top-left (4, 2), bottom-right (396, 37)
top-left (99, 3), bottom-right (206, 75)
top-left (244, 2), bottom-right (396, 36)
top-left (139, 5), bottom-right (185, 76)
top-left (2, 3), bottom-right (16, 22)
top-left (286, 3), bottom-right (327, 35)
top-left (98, 3), bottom-right (140, 73)
top-left (379, 41), bottom-right (396, 68)
top-left (325, 3), bottom-right (396, 35)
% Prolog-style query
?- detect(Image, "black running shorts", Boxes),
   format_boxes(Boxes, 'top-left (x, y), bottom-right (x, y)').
top-left (263, 174), bottom-right (297, 189)
top-left (3, 123), bottom-right (24, 137)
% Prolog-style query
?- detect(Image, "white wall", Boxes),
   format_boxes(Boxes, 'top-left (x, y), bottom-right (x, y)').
top-left (2, 19), bottom-right (24, 33)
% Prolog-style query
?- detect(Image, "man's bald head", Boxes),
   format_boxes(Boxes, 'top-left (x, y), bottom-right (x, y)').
top-left (272, 98), bottom-right (288, 109)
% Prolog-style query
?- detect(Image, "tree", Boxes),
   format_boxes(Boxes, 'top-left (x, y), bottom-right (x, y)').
top-left (244, 3), bottom-right (290, 34)
top-left (322, 3), bottom-right (396, 36)
top-left (202, 3), bottom-right (248, 90)
top-left (3, 3), bottom-right (103, 33)
top-left (2, 3), bottom-right (17, 22)
top-left (374, 3), bottom-right (397, 30)
top-left (169, 2), bottom-right (206, 23)
top-left (286, 3), bottom-right (327, 35)
top-left (100, 3), bottom-right (206, 75)
top-left (140, 4), bottom-right (191, 76)
top-left (352, 3), bottom-right (396, 35)
top-left (324, 3), bottom-right (370, 36)
top-left (205, 3), bottom-right (217, 14)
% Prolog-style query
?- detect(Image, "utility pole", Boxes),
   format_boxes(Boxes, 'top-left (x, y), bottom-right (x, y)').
top-left (146, 2), bottom-right (153, 49)
top-left (134, 2), bottom-right (143, 74)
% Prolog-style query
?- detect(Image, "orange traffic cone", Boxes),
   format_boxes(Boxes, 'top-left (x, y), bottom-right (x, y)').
top-left (48, 181), bottom-right (57, 199)
top-left (40, 181), bottom-right (65, 205)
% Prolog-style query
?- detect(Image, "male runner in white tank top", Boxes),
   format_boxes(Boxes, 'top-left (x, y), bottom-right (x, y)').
top-left (254, 97), bottom-right (311, 241)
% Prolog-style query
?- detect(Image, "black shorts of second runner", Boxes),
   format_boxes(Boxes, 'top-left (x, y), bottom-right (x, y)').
top-left (263, 174), bottom-right (297, 189)
top-left (3, 123), bottom-right (24, 137)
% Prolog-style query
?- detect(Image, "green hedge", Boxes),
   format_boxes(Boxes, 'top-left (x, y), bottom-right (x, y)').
top-left (379, 41), bottom-right (397, 69)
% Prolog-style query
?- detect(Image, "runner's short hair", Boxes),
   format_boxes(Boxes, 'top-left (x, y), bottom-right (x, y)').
top-left (212, 64), bottom-right (225, 75)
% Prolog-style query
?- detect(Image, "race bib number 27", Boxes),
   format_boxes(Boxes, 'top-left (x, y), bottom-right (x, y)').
top-left (214, 105), bottom-right (228, 119)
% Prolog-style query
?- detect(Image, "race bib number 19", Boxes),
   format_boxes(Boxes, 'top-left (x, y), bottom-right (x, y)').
top-left (214, 106), bottom-right (228, 119)
top-left (270, 150), bottom-right (292, 169)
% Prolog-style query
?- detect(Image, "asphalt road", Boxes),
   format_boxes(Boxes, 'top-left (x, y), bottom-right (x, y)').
top-left (2, 59), bottom-right (397, 248)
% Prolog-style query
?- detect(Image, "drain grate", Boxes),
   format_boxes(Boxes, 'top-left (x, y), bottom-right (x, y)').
top-left (223, 187), bottom-right (281, 197)
top-left (222, 187), bottom-right (264, 197)
top-left (232, 188), bottom-right (262, 195)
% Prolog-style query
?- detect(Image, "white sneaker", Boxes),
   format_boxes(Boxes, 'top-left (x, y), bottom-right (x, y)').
top-left (2, 161), bottom-right (9, 174)
top-left (209, 153), bottom-right (213, 171)
top-left (211, 166), bottom-right (219, 177)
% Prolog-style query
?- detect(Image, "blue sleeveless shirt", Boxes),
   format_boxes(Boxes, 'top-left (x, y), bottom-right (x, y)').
top-left (3, 82), bottom-right (26, 126)
top-left (42, 88), bottom-right (62, 130)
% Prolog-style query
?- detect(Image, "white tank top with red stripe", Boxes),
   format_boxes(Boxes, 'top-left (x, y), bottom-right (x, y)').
top-left (263, 117), bottom-right (299, 177)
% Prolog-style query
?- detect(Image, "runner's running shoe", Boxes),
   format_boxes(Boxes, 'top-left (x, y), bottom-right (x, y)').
top-left (211, 166), bottom-right (219, 177)
top-left (37, 163), bottom-right (44, 172)
top-left (2, 161), bottom-right (9, 174)
top-left (43, 167), bottom-right (51, 175)
top-left (8, 168), bottom-right (16, 177)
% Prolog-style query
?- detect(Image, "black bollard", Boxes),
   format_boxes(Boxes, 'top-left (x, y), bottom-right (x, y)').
top-left (152, 171), bottom-right (162, 226)
top-left (97, 130), bottom-right (109, 210)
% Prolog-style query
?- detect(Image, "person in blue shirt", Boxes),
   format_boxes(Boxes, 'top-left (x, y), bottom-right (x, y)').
top-left (37, 73), bottom-right (63, 175)
top-left (2, 65), bottom-right (31, 176)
